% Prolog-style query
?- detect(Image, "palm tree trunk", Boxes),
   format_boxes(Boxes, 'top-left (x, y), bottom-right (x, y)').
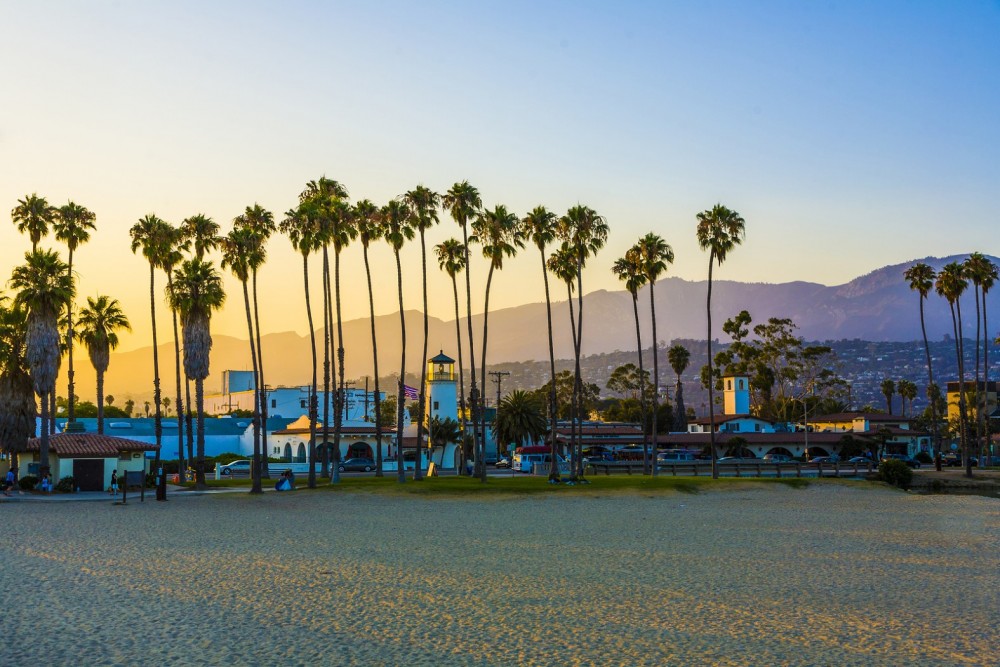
top-left (301, 254), bottom-right (318, 489)
top-left (66, 247), bottom-right (76, 424)
top-left (242, 279), bottom-right (262, 494)
top-left (565, 281), bottom-right (578, 476)
top-left (50, 391), bottom-right (56, 435)
top-left (96, 371), bottom-right (105, 435)
top-left (460, 227), bottom-right (481, 479)
top-left (149, 263), bottom-right (163, 468)
top-left (974, 286), bottom-right (985, 466)
top-left (542, 249), bottom-right (559, 480)
top-left (185, 379), bottom-right (194, 469)
top-left (252, 268), bottom-right (270, 479)
top-left (168, 275), bottom-right (186, 481)
top-left (983, 291), bottom-right (991, 465)
top-left (649, 284), bottom-right (660, 477)
top-left (956, 301), bottom-right (971, 478)
top-left (415, 230), bottom-right (429, 481)
top-left (918, 294), bottom-right (939, 467)
top-left (195, 377), bottom-right (206, 487)
top-left (395, 249), bottom-right (406, 484)
top-left (39, 389), bottom-right (50, 478)
top-left (320, 246), bottom-right (332, 479)
top-left (451, 273), bottom-right (468, 475)
top-left (707, 253), bottom-right (719, 479)
top-left (479, 265), bottom-right (496, 482)
top-left (363, 245), bottom-right (384, 477)
top-left (630, 290), bottom-right (647, 471)
top-left (333, 245), bottom-right (345, 484)
top-left (574, 255), bottom-right (585, 478)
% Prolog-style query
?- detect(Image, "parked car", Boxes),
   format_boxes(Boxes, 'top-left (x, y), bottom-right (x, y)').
top-left (219, 460), bottom-right (251, 475)
top-left (762, 453), bottom-right (791, 463)
top-left (943, 454), bottom-right (977, 467)
top-left (338, 458), bottom-right (376, 472)
top-left (881, 454), bottom-right (921, 469)
top-left (495, 457), bottom-right (510, 468)
top-left (809, 456), bottom-right (838, 464)
top-left (848, 456), bottom-right (875, 465)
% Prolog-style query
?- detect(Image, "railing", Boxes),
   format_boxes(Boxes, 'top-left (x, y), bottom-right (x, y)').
top-left (585, 460), bottom-right (876, 478)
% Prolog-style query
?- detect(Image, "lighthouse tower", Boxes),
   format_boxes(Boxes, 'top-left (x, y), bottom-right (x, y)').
top-left (426, 351), bottom-right (458, 422)
top-left (723, 375), bottom-right (751, 415)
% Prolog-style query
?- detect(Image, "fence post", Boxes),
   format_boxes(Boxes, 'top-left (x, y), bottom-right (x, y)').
top-left (735, 464), bottom-right (741, 478)
top-left (796, 463), bottom-right (801, 478)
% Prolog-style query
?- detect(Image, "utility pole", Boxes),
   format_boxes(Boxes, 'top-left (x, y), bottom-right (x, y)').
top-left (490, 371), bottom-right (511, 460)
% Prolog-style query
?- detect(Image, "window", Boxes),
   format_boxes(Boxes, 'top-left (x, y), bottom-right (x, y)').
top-left (433, 401), bottom-right (439, 410)
top-left (739, 379), bottom-right (745, 389)
top-left (271, 399), bottom-right (276, 408)
top-left (727, 380), bottom-right (732, 390)
top-left (300, 399), bottom-right (306, 408)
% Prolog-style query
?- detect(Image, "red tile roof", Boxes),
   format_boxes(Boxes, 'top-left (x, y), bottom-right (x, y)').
top-left (272, 425), bottom-right (396, 435)
top-left (26, 433), bottom-right (159, 457)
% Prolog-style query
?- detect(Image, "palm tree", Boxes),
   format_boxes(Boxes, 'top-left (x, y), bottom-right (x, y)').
top-left (612, 248), bottom-right (649, 470)
top-left (0, 296), bottom-right (35, 467)
top-left (181, 214), bottom-right (220, 260)
top-left (404, 185), bottom-right (440, 481)
top-left (635, 233), bottom-right (674, 477)
top-left (522, 206), bottom-right (561, 479)
top-left (162, 397), bottom-right (171, 416)
top-left (493, 390), bottom-right (547, 455)
top-left (979, 260), bottom-right (997, 464)
top-left (124, 398), bottom-right (134, 416)
top-left (557, 205), bottom-right (609, 478)
top-left (160, 224), bottom-right (191, 477)
top-left (472, 205), bottom-right (524, 480)
top-left (11, 194), bottom-right (55, 252)
top-left (53, 201), bottom-right (96, 427)
top-left (904, 263), bottom-right (940, 465)
top-left (75, 296), bottom-right (130, 435)
top-left (355, 200), bottom-right (386, 476)
top-left (130, 214), bottom-right (172, 466)
top-left (880, 378), bottom-right (895, 415)
top-left (167, 258), bottom-right (225, 489)
top-left (897, 379), bottom-right (917, 417)
top-left (428, 416), bottom-right (462, 456)
top-left (329, 189), bottom-right (356, 482)
top-left (668, 344), bottom-right (691, 432)
top-left (964, 253), bottom-right (997, 464)
top-left (435, 238), bottom-right (469, 474)
top-left (442, 182), bottom-right (483, 476)
top-left (936, 262), bottom-right (971, 476)
top-left (280, 201), bottom-right (322, 488)
top-left (548, 244), bottom-right (579, 464)
top-left (382, 199), bottom-right (414, 483)
top-left (10, 250), bottom-right (74, 479)
top-left (221, 226), bottom-right (264, 494)
top-left (696, 204), bottom-right (746, 479)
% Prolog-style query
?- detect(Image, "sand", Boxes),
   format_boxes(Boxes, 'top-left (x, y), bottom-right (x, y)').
top-left (2, 484), bottom-right (997, 666)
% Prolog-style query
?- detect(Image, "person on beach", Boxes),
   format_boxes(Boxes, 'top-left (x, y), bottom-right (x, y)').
top-left (110, 470), bottom-right (118, 496)
top-left (3, 468), bottom-right (14, 496)
top-left (39, 473), bottom-right (52, 493)
top-left (275, 469), bottom-right (293, 491)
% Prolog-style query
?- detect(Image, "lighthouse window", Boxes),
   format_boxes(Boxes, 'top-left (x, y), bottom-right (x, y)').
top-left (727, 380), bottom-right (732, 390)
top-left (433, 401), bottom-right (439, 410)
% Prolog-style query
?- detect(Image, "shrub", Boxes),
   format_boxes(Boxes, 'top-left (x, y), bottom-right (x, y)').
top-left (878, 459), bottom-right (913, 489)
top-left (18, 475), bottom-right (38, 491)
top-left (914, 451), bottom-right (933, 465)
top-left (55, 476), bottom-right (75, 493)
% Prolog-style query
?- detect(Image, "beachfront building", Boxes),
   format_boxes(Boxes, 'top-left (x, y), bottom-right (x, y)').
top-left (204, 382), bottom-right (385, 423)
top-left (11, 432), bottom-right (158, 492)
top-left (266, 414), bottom-right (396, 463)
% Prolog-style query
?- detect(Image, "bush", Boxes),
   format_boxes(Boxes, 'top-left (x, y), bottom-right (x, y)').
top-left (878, 459), bottom-right (913, 489)
top-left (915, 451), bottom-right (933, 465)
top-left (18, 475), bottom-right (38, 491)
top-left (55, 476), bottom-right (75, 493)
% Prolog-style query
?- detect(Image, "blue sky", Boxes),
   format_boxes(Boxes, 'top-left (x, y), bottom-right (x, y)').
top-left (1, 1), bottom-right (998, 347)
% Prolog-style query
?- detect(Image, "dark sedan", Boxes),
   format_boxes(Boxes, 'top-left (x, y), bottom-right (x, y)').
top-left (338, 458), bottom-right (376, 472)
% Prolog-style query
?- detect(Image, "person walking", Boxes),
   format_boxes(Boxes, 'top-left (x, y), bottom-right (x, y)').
top-left (110, 470), bottom-right (118, 496)
top-left (3, 468), bottom-right (14, 496)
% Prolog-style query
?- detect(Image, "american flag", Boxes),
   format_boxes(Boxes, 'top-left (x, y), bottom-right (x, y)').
top-left (403, 384), bottom-right (419, 400)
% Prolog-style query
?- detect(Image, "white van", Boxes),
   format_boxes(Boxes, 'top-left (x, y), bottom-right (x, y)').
top-left (512, 452), bottom-right (567, 473)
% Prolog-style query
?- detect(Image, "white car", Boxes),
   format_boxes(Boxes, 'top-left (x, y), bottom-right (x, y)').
top-left (219, 460), bottom-right (251, 475)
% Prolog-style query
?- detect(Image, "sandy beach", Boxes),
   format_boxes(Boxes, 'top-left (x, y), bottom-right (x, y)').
top-left (2, 484), bottom-right (997, 666)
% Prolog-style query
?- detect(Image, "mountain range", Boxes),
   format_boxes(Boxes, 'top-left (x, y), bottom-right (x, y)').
top-left (71, 254), bottom-right (998, 402)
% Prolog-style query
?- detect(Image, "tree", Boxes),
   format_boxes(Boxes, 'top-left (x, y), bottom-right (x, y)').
top-left (105, 395), bottom-right (114, 406)
top-left (428, 416), bottom-right (462, 458)
top-left (668, 344), bottom-right (690, 432)
top-left (492, 390), bottom-right (546, 456)
top-left (404, 185), bottom-right (440, 481)
top-left (880, 378), bottom-right (896, 415)
top-left (11, 193), bottom-right (55, 252)
top-left (159, 223), bottom-right (191, 478)
top-left (964, 253), bottom-right (997, 466)
top-left (612, 247), bottom-right (649, 469)
top-left (130, 214), bottom-right (171, 469)
top-left (547, 244), bottom-right (580, 456)
top-left (181, 214), bottom-right (220, 260)
top-left (897, 379), bottom-right (917, 418)
top-left (123, 399), bottom-right (134, 416)
top-left (435, 238), bottom-right (469, 474)
top-left (162, 396), bottom-right (171, 416)
top-left (10, 250), bottom-right (74, 479)
top-left (167, 258), bottom-right (225, 489)
top-left (53, 201), bottom-right (96, 426)
top-left (696, 204), bottom-right (746, 479)
top-left (557, 205), bottom-right (609, 478)
top-left (522, 206), bottom-right (561, 479)
top-left (281, 201), bottom-right (322, 488)
top-left (75, 296), bottom-right (130, 435)
top-left (936, 262), bottom-right (971, 476)
top-left (143, 401), bottom-right (150, 417)
top-left (443, 182), bottom-right (484, 478)
top-left (0, 296), bottom-right (35, 466)
top-left (606, 363), bottom-right (651, 400)
top-left (635, 233), bottom-right (674, 476)
top-left (904, 262), bottom-right (941, 466)
top-left (355, 200), bottom-right (386, 476)
top-left (382, 199), bottom-right (414, 483)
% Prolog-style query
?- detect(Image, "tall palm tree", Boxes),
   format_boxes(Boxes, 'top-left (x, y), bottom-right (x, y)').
top-left (221, 226), bottom-right (264, 494)
top-left (936, 262), bottom-right (971, 477)
top-left (897, 379), bottom-right (917, 418)
top-left (435, 238), bottom-right (469, 474)
top-left (330, 193), bottom-right (356, 482)
top-left (964, 253), bottom-right (997, 464)
top-left (11, 194), bottom-right (55, 252)
top-left (635, 233), bottom-right (674, 477)
top-left (880, 378), bottom-right (895, 414)
top-left (382, 199), bottom-right (415, 483)
top-left (181, 214), bottom-right (220, 260)
top-left (10, 250), bottom-right (74, 479)
top-left (548, 244), bottom-right (579, 463)
top-left (442, 182), bottom-right (483, 476)
top-left (696, 204), bottom-right (746, 479)
top-left (493, 390), bottom-right (547, 454)
top-left (160, 224), bottom-right (192, 477)
top-left (557, 205), bottom-right (608, 478)
top-left (0, 296), bottom-right (36, 465)
top-left (53, 201), bottom-right (96, 427)
top-left (167, 258), bottom-right (225, 489)
top-left (75, 296), bottom-right (130, 435)
top-left (472, 204), bottom-right (523, 481)
top-left (904, 263), bottom-right (940, 466)
top-left (130, 214), bottom-right (171, 468)
top-left (355, 200), bottom-right (386, 476)
top-left (280, 201), bottom-right (322, 488)
top-left (668, 344), bottom-right (691, 432)
top-left (404, 185), bottom-right (440, 481)
top-left (612, 248), bottom-right (649, 470)
top-left (979, 260), bottom-right (997, 463)
top-left (234, 204), bottom-right (275, 480)
top-left (522, 206), bottom-right (561, 479)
